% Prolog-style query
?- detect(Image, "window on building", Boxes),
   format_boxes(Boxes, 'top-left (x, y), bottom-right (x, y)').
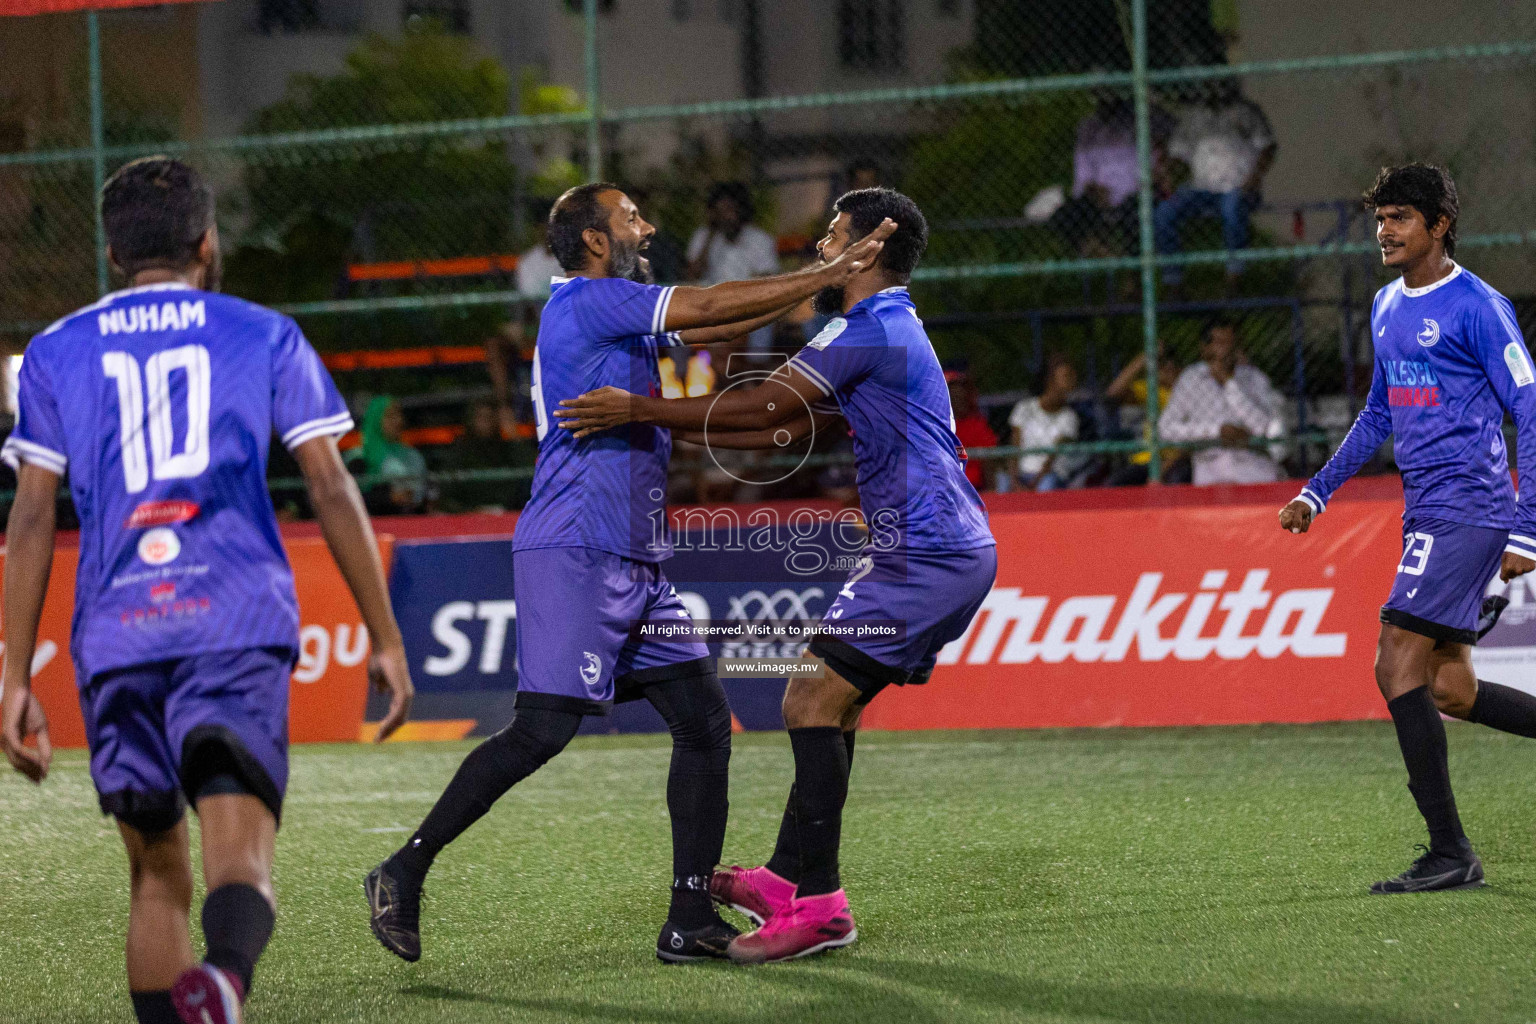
top-left (404, 0), bottom-right (469, 32)
top-left (563, 0), bottom-right (617, 13)
top-left (838, 0), bottom-right (906, 72)
top-left (258, 0), bottom-right (319, 33)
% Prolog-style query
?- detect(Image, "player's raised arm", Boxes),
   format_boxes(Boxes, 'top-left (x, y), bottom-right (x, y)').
top-left (0, 463), bottom-right (58, 783)
top-left (673, 303), bottom-right (800, 347)
top-left (661, 219), bottom-right (895, 331)
top-left (673, 405), bottom-right (843, 450)
top-left (293, 437), bottom-right (414, 741)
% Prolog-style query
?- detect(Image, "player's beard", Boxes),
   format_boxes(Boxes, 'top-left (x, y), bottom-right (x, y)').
top-left (609, 237), bottom-right (654, 285)
top-left (811, 284), bottom-right (845, 316)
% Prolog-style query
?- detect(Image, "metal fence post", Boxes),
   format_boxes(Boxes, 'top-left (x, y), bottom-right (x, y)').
top-left (89, 10), bottom-right (108, 297)
top-left (1131, 0), bottom-right (1161, 482)
top-left (584, 0), bottom-right (601, 181)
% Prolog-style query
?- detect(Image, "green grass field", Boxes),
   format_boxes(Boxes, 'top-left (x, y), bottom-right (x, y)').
top-left (4, 723), bottom-right (1536, 1024)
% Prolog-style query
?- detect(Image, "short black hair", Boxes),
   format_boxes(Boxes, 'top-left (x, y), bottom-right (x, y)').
top-left (101, 156), bottom-right (215, 275)
top-left (1202, 316), bottom-right (1241, 344)
top-left (832, 187), bottom-right (928, 280)
top-left (548, 182), bottom-right (621, 272)
top-left (705, 180), bottom-right (754, 222)
top-left (1363, 163), bottom-right (1459, 257)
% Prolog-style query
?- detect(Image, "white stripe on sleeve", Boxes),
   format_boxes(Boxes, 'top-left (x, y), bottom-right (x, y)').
top-left (788, 357), bottom-right (834, 396)
top-left (651, 286), bottom-right (676, 336)
top-left (1, 436), bottom-right (68, 474)
top-left (283, 413), bottom-right (356, 451)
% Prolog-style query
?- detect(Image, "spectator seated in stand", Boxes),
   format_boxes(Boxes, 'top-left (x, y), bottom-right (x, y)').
top-left (1051, 90), bottom-right (1174, 257)
top-left (440, 399), bottom-right (536, 512)
top-left (946, 367), bottom-right (999, 492)
top-left (1105, 348), bottom-right (1190, 485)
top-left (1155, 78), bottom-right (1276, 289)
top-left (351, 395), bottom-right (431, 515)
top-left (1158, 317), bottom-right (1284, 485)
top-left (1009, 353), bottom-right (1086, 492)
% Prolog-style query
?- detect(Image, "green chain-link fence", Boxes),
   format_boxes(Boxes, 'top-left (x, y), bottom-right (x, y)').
top-left (2, 0), bottom-right (1535, 514)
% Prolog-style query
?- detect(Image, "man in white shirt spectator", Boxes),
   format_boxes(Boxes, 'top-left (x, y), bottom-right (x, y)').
top-left (1154, 79), bottom-right (1276, 286)
top-left (1158, 318), bottom-right (1284, 485)
top-left (1009, 354), bottom-right (1081, 491)
top-left (687, 181), bottom-right (780, 351)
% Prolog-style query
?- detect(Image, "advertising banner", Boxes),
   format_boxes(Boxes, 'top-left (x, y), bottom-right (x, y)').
top-left (0, 537), bottom-right (388, 748)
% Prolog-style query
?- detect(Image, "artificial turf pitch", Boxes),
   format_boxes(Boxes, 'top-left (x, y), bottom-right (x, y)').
top-left (4, 723), bottom-right (1536, 1023)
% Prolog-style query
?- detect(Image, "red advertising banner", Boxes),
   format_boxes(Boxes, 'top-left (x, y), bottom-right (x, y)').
top-left (0, 536), bottom-right (388, 748)
top-left (860, 491), bottom-right (1403, 731)
top-left (0, 0), bottom-right (213, 16)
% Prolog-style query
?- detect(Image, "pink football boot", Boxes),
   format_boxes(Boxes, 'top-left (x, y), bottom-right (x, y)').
top-left (710, 865), bottom-right (796, 926)
top-left (726, 889), bottom-right (858, 963)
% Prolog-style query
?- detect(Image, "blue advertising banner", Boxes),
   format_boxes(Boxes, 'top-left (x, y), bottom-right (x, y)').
top-left (379, 519), bottom-right (860, 736)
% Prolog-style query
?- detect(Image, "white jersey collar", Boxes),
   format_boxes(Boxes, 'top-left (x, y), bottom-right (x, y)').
top-left (1399, 262), bottom-right (1461, 298)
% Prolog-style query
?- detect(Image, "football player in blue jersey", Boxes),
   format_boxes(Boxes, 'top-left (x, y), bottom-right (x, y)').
top-left (0, 157), bottom-right (414, 1024)
top-left (556, 188), bottom-right (997, 961)
top-left (365, 183), bottom-right (896, 964)
top-left (1278, 165), bottom-right (1536, 893)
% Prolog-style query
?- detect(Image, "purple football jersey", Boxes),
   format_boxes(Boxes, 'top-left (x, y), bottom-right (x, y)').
top-left (2, 283), bottom-right (353, 681)
top-left (512, 275), bottom-right (682, 561)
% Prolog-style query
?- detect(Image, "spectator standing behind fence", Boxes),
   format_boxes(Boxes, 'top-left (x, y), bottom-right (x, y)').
top-left (1009, 354), bottom-right (1081, 491)
top-left (352, 396), bottom-right (430, 515)
top-left (1052, 92), bottom-right (1174, 256)
top-left (1155, 79), bottom-right (1276, 288)
top-left (1105, 349), bottom-right (1189, 485)
top-left (1158, 319), bottom-right (1283, 485)
top-left (946, 368), bottom-right (999, 492)
top-left (686, 182), bottom-right (780, 350)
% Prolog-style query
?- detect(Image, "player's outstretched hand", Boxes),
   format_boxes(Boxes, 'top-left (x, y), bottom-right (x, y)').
top-left (556, 386), bottom-right (638, 439)
top-left (1278, 500), bottom-right (1313, 535)
top-left (823, 217), bottom-right (898, 283)
top-left (1, 686), bottom-right (52, 784)
top-left (1501, 551), bottom-right (1536, 582)
top-left (369, 641), bottom-right (414, 744)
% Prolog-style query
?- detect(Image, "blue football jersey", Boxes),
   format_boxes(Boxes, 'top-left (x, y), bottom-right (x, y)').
top-left (512, 275), bottom-right (682, 561)
top-left (788, 287), bottom-right (994, 553)
top-left (1298, 264), bottom-right (1536, 557)
top-left (2, 283), bottom-right (353, 681)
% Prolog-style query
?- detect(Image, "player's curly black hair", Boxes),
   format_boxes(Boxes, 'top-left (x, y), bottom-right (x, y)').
top-left (1362, 164), bottom-right (1459, 258)
top-left (833, 187), bottom-right (929, 280)
top-left (100, 156), bottom-right (215, 275)
top-left (548, 181), bottom-right (623, 272)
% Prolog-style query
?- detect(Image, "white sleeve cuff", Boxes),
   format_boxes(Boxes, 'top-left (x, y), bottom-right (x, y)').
top-left (282, 412), bottom-right (356, 450)
top-left (650, 286), bottom-right (676, 336)
top-left (787, 356), bottom-right (834, 397)
top-left (1, 437), bottom-right (67, 475)
top-left (1295, 487), bottom-right (1325, 515)
top-left (1506, 535), bottom-right (1536, 561)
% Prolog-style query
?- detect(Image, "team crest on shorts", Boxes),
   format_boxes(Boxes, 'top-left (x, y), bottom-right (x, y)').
top-left (580, 651), bottom-right (602, 688)
top-left (1416, 318), bottom-right (1441, 347)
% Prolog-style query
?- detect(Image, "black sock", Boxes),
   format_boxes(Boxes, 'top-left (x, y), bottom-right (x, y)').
top-left (767, 730), bottom-right (855, 883)
top-left (201, 883), bottom-right (274, 998)
top-left (393, 708), bottom-right (581, 877)
top-left (130, 991), bottom-right (177, 1024)
top-left (644, 673), bottom-right (733, 930)
top-left (1386, 686), bottom-right (1468, 855)
top-left (1469, 680), bottom-right (1536, 739)
top-left (788, 727), bottom-right (850, 897)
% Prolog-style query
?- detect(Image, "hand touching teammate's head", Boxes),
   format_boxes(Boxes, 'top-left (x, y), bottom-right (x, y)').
top-left (101, 156), bottom-right (220, 290)
top-left (549, 183), bottom-right (656, 283)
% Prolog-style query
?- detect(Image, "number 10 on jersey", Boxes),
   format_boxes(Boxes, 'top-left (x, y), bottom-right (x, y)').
top-left (103, 344), bottom-right (212, 493)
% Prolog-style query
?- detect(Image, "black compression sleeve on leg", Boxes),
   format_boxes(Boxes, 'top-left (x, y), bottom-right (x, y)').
top-left (766, 730), bottom-right (855, 884)
top-left (644, 670), bottom-right (732, 929)
top-left (1469, 680), bottom-right (1536, 739)
top-left (789, 726), bottom-right (850, 897)
top-left (394, 708), bottom-right (581, 876)
top-left (202, 883), bottom-right (274, 998)
top-left (1386, 686), bottom-right (1468, 854)
top-left (130, 991), bottom-right (178, 1024)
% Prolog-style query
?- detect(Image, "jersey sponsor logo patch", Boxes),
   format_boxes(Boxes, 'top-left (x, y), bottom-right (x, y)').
top-left (1504, 341), bottom-right (1535, 387)
top-left (580, 651), bottom-right (603, 688)
top-left (137, 527), bottom-right (181, 566)
top-left (126, 500), bottom-right (200, 529)
top-left (1416, 318), bottom-right (1441, 347)
top-left (807, 317), bottom-right (847, 350)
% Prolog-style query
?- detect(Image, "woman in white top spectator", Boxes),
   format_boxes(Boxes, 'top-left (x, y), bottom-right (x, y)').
top-left (1009, 354), bottom-right (1081, 491)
